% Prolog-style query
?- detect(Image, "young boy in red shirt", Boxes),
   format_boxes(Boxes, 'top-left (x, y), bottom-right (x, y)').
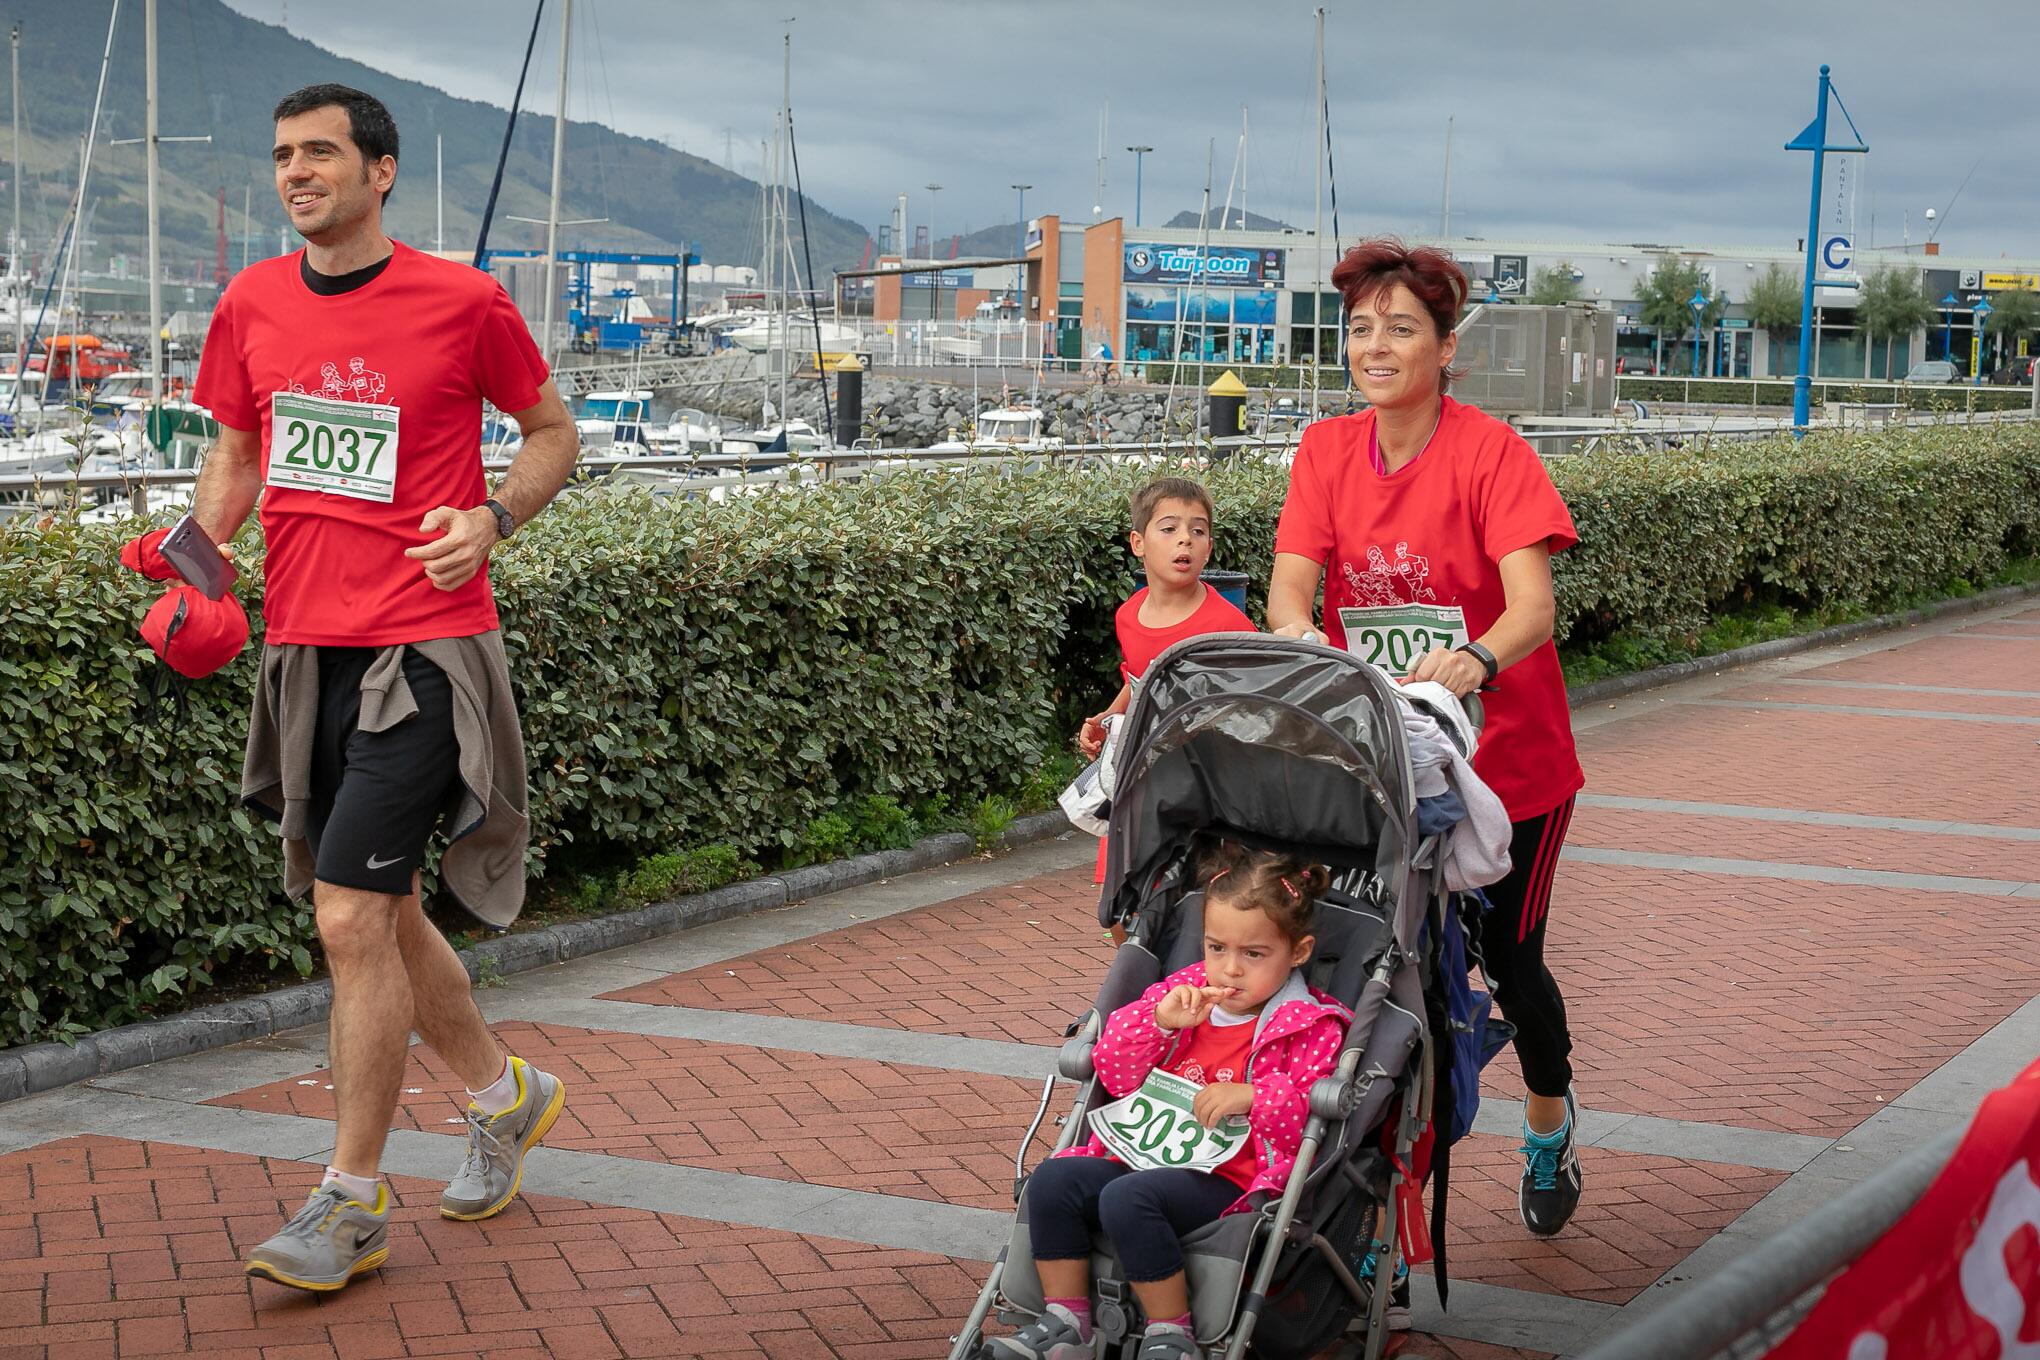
top-left (1080, 477), bottom-right (1256, 886)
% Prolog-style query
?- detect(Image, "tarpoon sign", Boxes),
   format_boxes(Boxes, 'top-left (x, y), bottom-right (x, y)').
top-left (1124, 244), bottom-right (1286, 287)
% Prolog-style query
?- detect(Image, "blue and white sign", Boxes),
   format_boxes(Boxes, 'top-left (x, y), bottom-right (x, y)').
top-left (1821, 234), bottom-right (1853, 273)
top-left (1124, 243), bottom-right (1285, 288)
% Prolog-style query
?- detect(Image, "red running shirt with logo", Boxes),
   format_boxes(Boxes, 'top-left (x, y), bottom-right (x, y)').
top-left (1274, 396), bottom-right (1583, 821)
top-left (1162, 1016), bottom-right (1259, 1190)
top-left (193, 241), bottom-right (548, 646)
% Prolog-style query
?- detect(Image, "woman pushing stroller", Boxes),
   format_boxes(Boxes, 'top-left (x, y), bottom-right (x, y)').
top-left (989, 840), bottom-right (1351, 1360)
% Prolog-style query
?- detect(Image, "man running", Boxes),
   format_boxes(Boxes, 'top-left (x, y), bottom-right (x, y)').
top-left (181, 83), bottom-right (579, 1290)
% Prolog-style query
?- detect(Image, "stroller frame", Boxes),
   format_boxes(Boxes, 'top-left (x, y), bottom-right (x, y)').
top-left (948, 635), bottom-right (1459, 1360)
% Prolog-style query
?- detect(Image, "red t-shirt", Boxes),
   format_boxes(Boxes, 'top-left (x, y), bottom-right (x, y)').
top-left (193, 240), bottom-right (549, 646)
top-left (1116, 584), bottom-right (1256, 685)
top-left (1164, 1015), bottom-right (1259, 1190)
top-left (1098, 584), bottom-right (1257, 880)
top-left (1274, 396), bottom-right (1583, 821)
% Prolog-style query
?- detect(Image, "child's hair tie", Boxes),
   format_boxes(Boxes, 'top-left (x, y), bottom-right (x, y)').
top-left (1280, 876), bottom-right (1299, 899)
top-left (1209, 868), bottom-right (1232, 885)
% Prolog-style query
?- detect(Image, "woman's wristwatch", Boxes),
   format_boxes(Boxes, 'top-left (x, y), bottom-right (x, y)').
top-left (1457, 641), bottom-right (1500, 682)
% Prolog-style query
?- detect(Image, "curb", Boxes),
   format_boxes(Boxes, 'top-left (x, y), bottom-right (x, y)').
top-left (0, 809), bottom-right (1077, 1106)
top-left (1565, 580), bottom-right (2040, 709)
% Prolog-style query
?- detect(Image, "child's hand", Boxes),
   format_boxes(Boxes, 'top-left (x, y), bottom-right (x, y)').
top-left (1078, 713), bottom-right (1109, 758)
top-left (1156, 984), bottom-right (1236, 1031)
top-left (1193, 1081), bottom-right (1254, 1128)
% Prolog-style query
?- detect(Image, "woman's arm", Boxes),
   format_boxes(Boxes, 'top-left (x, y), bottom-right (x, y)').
top-left (1408, 542), bottom-right (1557, 696)
top-left (1267, 552), bottom-right (1326, 638)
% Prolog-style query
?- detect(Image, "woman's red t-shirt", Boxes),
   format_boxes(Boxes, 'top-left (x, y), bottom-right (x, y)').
top-left (1273, 396), bottom-right (1583, 821)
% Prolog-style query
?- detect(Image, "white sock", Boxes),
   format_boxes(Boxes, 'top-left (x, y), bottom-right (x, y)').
top-left (321, 1166), bottom-right (381, 1203)
top-left (467, 1057), bottom-right (521, 1116)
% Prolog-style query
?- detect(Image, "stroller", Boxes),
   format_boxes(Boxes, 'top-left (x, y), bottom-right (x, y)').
top-left (950, 634), bottom-right (1483, 1360)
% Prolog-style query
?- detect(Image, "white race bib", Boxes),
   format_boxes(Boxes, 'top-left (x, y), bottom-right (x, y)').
top-left (1338, 602), bottom-right (1468, 676)
top-left (1088, 1070), bottom-right (1249, 1173)
top-left (268, 391), bottom-right (400, 502)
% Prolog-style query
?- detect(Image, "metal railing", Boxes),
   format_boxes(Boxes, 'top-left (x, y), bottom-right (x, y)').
top-left (1575, 1127), bottom-right (1959, 1360)
top-left (1614, 373), bottom-right (2040, 413)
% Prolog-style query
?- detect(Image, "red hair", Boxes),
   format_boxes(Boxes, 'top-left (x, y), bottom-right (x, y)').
top-left (1330, 237), bottom-right (1468, 391)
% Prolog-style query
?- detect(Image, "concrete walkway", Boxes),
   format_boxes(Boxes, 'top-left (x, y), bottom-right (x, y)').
top-left (2, 598), bottom-right (2037, 1359)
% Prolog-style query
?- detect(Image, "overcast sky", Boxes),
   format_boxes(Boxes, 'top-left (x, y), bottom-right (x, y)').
top-left (224, 0), bottom-right (2040, 262)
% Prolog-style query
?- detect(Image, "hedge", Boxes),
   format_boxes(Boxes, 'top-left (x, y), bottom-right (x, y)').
top-left (3, 422), bottom-right (2038, 1046)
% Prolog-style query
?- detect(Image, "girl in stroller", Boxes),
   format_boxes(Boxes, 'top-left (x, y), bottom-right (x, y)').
top-left (989, 840), bottom-right (1353, 1360)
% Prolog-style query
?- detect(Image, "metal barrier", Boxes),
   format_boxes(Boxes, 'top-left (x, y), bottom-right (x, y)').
top-left (1614, 374), bottom-right (2039, 414)
top-left (1575, 1126), bottom-right (1958, 1360)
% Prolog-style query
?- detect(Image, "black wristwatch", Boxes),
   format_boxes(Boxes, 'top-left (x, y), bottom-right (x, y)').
top-left (1457, 641), bottom-right (1500, 682)
top-left (481, 497), bottom-right (516, 541)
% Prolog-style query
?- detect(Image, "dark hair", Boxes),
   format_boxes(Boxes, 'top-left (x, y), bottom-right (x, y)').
top-left (1330, 236), bottom-right (1468, 392)
top-left (273, 84), bottom-right (399, 204)
top-left (1130, 476), bottom-right (1214, 534)
top-left (1196, 839), bottom-right (1330, 946)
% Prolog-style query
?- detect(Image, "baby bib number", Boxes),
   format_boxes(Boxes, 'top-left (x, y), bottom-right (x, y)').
top-left (1088, 1070), bottom-right (1248, 1173)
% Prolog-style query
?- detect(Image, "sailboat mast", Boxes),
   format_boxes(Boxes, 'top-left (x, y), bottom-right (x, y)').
top-left (540, 0), bottom-right (571, 370)
top-left (435, 133), bottom-right (443, 253)
top-left (145, 0), bottom-right (162, 412)
top-left (11, 24), bottom-right (22, 376)
top-left (1312, 7), bottom-right (1324, 417)
top-left (1440, 115), bottom-right (1453, 240)
top-left (777, 28), bottom-right (791, 428)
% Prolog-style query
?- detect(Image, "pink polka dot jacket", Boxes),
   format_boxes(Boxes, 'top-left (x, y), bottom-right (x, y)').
top-left (1054, 962), bottom-right (1355, 1215)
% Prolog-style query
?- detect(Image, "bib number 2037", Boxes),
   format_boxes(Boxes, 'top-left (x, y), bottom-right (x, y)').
top-left (1338, 603), bottom-right (1468, 676)
top-left (268, 390), bottom-right (400, 502)
top-left (1087, 1070), bottom-right (1247, 1173)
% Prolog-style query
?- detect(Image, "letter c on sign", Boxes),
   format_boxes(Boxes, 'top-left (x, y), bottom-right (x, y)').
top-left (1823, 236), bottom-right (1852, 272)
top-left (1959, 1157), bottom-right (2040, 1358)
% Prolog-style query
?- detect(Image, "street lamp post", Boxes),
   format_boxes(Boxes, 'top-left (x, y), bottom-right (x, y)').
top-left (1689, 284), bottom-right (1708, 378)
top-left (1971, 295), bottom-right (1993, 384)
top-left (1126, 145), bottom-right (1154, 227)
top-left (1942, 292), bottom-right (1958, 359)
top-left (1011, 183), bottom-right (1031, 260)
top-left (925, 181), bottom-right (943, 323)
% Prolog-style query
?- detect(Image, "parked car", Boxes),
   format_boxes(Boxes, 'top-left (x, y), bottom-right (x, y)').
top-left (1903, 360), bottom-right (1960, 385)
top-left (1615, 355), bottom-right (1656, 375)
top-left (1988, 355), bottom-right (2035, 386)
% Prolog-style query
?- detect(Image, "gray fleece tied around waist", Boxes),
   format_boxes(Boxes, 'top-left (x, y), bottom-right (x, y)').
top-left (241, 631), bottom-right (531, 928)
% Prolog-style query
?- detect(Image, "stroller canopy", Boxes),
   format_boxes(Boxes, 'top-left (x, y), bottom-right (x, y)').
top-left (1101, 635), bottom-right (1416, 925)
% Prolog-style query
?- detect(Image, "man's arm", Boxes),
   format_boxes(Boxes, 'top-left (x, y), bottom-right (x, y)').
top-left (406, 379), bottom-right (580, 592)
top-left (189, 422), bottom-right (265, 548)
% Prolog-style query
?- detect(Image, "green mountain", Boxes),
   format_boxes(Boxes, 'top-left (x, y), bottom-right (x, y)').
top-left (0, 0), bottom-right (873, 283)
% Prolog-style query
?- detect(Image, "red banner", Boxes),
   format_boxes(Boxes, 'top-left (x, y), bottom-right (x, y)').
top-left (1770, 1058), bottom-right (2040, 1359)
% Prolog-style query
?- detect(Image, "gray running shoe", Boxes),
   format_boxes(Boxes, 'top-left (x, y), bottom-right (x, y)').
top-left (440, 1056), bottom-right (567, 1221)
top-left (984, 1303), bottom-right (1090, 1360)
top-left (1136, 1325), bottom-right (1201, 1359)
top-left (244, 1183), bottom-right (390, 1291)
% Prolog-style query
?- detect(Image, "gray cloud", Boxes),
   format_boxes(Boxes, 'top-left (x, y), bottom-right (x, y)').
top-left (224, 0), bottom-right (2040, 260)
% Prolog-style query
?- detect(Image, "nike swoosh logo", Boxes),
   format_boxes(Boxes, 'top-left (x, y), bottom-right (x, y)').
top-left (365, 853), bottom-right (404, 870)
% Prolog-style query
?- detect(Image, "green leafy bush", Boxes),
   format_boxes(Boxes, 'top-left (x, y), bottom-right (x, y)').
top-left (2, 427), bottom-right (2037, 1045)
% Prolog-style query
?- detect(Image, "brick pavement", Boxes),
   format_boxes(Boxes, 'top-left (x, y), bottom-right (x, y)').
top-left (604, 884), bottom-right (1116, 1046)
top-left (1567, 802), bottom-right (2040, 880)
top-left (208, 1023), bottom-right (1056, 1212)
top-left (0, 1137), bottom-right (985, 1360)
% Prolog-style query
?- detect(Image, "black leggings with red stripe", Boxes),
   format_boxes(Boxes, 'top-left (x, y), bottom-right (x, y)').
top-left (1477, 795), bottom-right (1576, 1099)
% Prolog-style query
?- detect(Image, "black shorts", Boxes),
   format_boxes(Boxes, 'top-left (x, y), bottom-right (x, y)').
top-left (305, 646), bottom-right (462, 897)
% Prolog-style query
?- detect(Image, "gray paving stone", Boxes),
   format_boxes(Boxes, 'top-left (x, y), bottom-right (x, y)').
top-left (1575, 793), bottom-right (2040, 843)
top-left (1683, 697), bottom-right (2040, 726)
top-left (1561, 845), bottom-right (2037, 898)
top-left (1407, 1279), bottom-right (1619, 1353)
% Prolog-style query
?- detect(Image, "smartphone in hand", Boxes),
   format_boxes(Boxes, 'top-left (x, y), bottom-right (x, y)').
top-left (158, 514), bottom-right (238, 600)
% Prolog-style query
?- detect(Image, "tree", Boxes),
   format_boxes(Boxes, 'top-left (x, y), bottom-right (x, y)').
top-left (1634, 257), bottom-right (1726, 374)
top-left (1855, 267), bottom-right (1935, 379)
top-left (1983, 288), bottom-right (2040, 376)
top-left (1528, 263), bottom-right (1582, 306)
top-left (1745, 264), bottom-right (1802, 345)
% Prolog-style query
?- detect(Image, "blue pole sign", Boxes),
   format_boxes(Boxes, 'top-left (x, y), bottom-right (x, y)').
top-left (1689, 285), bottom-right (1707, 378)
top-left (1784, 65), bottom-right (1868, 438)
top-left (1942, 292), bottom-right (1958, 359)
